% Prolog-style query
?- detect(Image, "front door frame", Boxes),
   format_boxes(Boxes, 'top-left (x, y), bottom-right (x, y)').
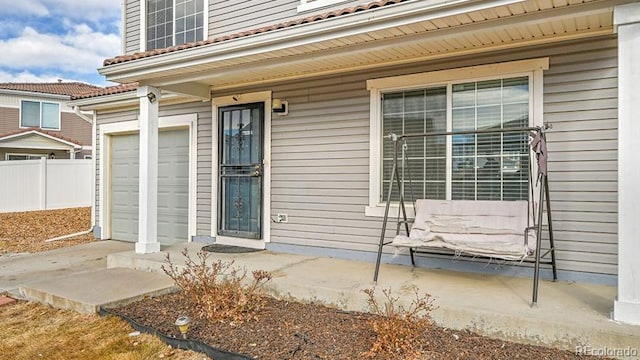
top-left (212, 91), bottom-right (272, 249)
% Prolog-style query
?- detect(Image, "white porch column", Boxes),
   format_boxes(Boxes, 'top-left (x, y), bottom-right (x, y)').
top-left (614, 3), bottom-right (640, 326)
top-left (135, 85), bottom-right (161, 254)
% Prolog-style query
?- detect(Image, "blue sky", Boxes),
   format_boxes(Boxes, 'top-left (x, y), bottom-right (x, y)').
top-left (0, 0), bottom-right (121, 86)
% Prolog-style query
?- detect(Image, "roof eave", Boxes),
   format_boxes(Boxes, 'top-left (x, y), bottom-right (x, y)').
top-left (0, 130), bottom-right (82, 149)
top-left (99, 0), bottom-right (522, 84)
top-left (68, 90), bottom-right (202, 111)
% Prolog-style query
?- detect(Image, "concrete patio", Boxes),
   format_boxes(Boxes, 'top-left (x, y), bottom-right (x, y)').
top-left (3, 240), bottom-right (638, 358)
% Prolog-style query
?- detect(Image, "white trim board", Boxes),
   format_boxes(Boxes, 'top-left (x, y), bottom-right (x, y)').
top-left (211, 91), bottom-right (272, 249)
top-left (98, 113), bottom-right (198, 241)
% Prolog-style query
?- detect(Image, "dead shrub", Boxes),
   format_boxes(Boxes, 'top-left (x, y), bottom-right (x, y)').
top-left (362, 286), bottom-right (436, 359)
top-left (162, 249), bottom-right (272, 323)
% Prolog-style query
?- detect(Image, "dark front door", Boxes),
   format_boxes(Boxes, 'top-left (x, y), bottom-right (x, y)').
top-left (218, 103), bottom-right (264, 239)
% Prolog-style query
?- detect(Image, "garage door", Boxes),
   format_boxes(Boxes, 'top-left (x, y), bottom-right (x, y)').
top-left (110, 129), bottom-right (189, 244)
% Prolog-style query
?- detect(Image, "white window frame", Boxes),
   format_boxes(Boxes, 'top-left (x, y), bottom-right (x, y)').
top-left (5, 153), bottom-right (47, 161)
top-left (19, 100), bottom-right (61, 131)
top-left (140, 0), bottom-right (209, 52)
top-left (365, 58), bottom-right (548, 217)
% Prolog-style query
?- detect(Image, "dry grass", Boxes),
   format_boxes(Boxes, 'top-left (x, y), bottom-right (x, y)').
top-left (0, 300), bottom-right (206, 360)
top-left (0, 207), bottom-right (95, 255)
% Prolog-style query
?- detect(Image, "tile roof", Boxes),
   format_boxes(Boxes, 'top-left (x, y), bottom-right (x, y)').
top-left (0, 82), bottom-right (103, 97)
top-left (0, 128), bottom-right (85, 147)
top-left (103, 0), bottom-right (407, 66)
top-left (71, 82), bottom-right (139, 100)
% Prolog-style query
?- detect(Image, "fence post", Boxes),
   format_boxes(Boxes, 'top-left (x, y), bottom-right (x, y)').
top-left (39, 157), bottom-right (47, 210)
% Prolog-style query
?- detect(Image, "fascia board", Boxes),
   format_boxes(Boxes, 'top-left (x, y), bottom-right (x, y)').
top-left (0, 131), bottom-right (81, 148)
top-left (0, 89), bottom-right (70, 100)
top-left (99, 0), bottom-right (524, 82)
top-left (67, 92), bottom-right (138, 110)
top-left (68, 90), bottom-right (204, 111)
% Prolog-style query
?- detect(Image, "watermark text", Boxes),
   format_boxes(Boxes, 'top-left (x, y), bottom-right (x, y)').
top-left (575, 346), bottom-right (637, 357)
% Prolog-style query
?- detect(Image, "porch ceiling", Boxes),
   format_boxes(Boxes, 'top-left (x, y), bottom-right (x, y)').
top-left (101, 0), bottom-right (616, 93)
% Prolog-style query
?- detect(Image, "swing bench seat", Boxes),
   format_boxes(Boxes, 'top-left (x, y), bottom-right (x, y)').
top-left (392, 199), bottom-right (536, 261)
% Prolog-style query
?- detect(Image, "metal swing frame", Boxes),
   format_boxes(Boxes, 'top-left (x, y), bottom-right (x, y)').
top-left (372, 125), bottom-right (558, 306)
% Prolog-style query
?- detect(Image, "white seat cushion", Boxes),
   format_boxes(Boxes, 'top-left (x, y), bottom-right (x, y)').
top-left (392, 199), bottom-right (536, 260)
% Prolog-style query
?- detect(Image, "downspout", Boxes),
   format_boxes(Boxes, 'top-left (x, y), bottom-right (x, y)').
top-left (73, 106), bottom-right (97, 238)
top-left (45, 229), bottom-right (93, 243)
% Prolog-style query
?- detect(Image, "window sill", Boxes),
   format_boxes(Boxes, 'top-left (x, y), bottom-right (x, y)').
top-left (365, 204), bottom-right (416, 218)
top-left (297, 0), bottom-right (350, 12)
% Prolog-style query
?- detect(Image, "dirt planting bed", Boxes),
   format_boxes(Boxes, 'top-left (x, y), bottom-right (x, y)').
top-left (112, 291), bottom-right (605, 360)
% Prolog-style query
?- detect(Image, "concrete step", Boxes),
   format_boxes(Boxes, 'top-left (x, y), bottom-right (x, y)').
top-left (18, 267), bottom-right (177, 314)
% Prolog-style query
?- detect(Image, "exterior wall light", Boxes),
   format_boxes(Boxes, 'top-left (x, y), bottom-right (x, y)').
top-left (174, 316), bottom-right (191, 339)
top-left (272, 98), bottom-right (288, 115)
top-left (147, 92), bottom-right (157, 103)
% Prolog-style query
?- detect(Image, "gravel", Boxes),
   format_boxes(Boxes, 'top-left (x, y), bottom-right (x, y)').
top-left (0, 207), bottom-right (94, 255)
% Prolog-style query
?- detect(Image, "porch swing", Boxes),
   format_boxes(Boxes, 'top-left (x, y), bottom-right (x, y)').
top-left (372, 125), bottom-right (557, 306)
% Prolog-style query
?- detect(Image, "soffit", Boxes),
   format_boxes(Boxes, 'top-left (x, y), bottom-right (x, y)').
top-left (102, 0), bottom-right (615, 92)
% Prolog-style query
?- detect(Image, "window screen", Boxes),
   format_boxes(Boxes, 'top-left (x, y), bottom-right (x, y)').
top-left (381, 76), bottom-right (530, 202)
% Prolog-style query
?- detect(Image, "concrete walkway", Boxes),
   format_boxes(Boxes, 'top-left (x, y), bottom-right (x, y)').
top-left (0, 240), bottom-right (133, 295)
top-left (2, 240), bottom-right (639, 358)
top-left (0, 241), bottom-right (174, 313)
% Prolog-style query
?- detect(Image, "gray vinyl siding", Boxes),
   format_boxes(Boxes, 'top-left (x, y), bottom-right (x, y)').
top-left (265, 36), bottom-right (618, 277)
top-left (124, 0), bottom-right (141, 54)
top-left (94, 102), bottom-right (213, 237)
top-left (209, 0), bottom-right (374, 39)
top-left (209, 0), bottom-right (298, 39)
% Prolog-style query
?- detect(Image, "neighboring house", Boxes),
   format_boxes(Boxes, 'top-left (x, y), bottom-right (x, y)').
top-left (69, 0), bottom-right (640, 325)
top-left (0, 82), bottom-right (100, 160)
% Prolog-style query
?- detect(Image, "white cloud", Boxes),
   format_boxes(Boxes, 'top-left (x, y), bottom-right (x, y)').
top-left (0, 0), bottom-right (119, 23)
top-left (46, 0), bottom-right (120, 23)
top-left (0, 26), bottom-right (120, 75)
top-left (0, 0), bottom-right (49, 17)
top-left (0, 70), bottom-right (63, 83)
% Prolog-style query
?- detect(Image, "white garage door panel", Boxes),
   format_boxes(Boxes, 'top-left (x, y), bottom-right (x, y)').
top-left (110, 129), bottom-right (189, 244)
top-left (111, 134), bottom-right (139, 242)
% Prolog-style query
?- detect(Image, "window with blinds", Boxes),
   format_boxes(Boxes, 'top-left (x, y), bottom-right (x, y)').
top-left (381, 76), bottom-right (530, 202)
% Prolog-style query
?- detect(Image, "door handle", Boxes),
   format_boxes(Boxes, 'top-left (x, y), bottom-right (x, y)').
top-left (252, 164), bottom-right (263, 177)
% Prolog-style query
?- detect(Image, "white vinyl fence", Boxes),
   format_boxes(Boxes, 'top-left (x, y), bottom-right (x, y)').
top-left (0, 158), bottom-right (92, 213)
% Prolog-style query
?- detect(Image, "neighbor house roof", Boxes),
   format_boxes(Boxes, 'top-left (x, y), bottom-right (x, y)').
top-left (72, 82), bottom-right (139, 100)
top-left (103, 0), bottom-right (406, 67)
top-left (0, 82), bottom-right (103, 97)
top-left (0, 128), bottom-right (85, 147)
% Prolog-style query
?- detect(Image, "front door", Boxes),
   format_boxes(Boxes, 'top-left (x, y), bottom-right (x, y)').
top-left (218, 103), bottom-right (264, 239)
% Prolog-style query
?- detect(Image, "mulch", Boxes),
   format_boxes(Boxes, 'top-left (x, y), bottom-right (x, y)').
top-left (111, 292), bottom-right (605, 360)
top-left (0, 207), bottom-right (94, 255)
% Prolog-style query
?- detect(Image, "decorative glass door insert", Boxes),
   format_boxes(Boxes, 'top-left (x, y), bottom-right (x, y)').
top-left (218, 103), bottom-right (264, 239)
